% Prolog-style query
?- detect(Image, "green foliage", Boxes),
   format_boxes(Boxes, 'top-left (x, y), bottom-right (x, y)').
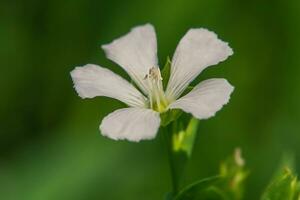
top-left (168, 148), bottom-right (249, 200)
top-left (168, 148), bottom-right (300, 200)
top-left (260, 154), bottom-right (300, 200)
top-left (217, 148), bottom-right (249, 200)
top-left (173, 176), bottom-right (223, 200)
top-left (261, 168), bottom-right (300, 200)
top-left (272, 153), bottom-right (296, 179)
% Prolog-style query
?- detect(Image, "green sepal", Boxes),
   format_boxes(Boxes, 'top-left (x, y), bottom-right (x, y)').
top-left (172, 118), bottom-right (199, 157)
top-left (161, 57), bottom-right (171, 89)
top-left (160, 109), bottom-right (182, 127)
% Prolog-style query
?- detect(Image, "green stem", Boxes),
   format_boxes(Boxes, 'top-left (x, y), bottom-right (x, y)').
top-left (163, 123), bottom-right (180, 197)
top-left (162, 117), bottom-right (200, 199)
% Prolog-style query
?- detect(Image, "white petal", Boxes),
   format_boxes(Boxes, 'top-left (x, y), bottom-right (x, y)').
top-left (70, 64), bottom-right (146, 108)
top-left (100, 108), bottom-right (160, 142)
top-left (102, 24), bottom-right (158, 95)
top-left (169, 79), bottom-right (234, 119)
top-left (166, 28), bottom-right (233, 100)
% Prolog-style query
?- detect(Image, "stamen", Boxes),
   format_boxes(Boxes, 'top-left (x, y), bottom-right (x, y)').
top-left (148, 67), bottom-right (163, 81)
top-left (144, 67), bottom-right (168, 112)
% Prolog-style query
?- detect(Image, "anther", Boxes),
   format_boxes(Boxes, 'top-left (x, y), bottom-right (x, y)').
top-left (148, 67), bottom-right (163, 81)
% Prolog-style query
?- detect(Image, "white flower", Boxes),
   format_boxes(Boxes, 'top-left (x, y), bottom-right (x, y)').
top-left (71, 24), bottom-right (234, 142)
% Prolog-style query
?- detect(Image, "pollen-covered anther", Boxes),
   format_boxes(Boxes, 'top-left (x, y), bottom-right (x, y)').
top-left (148, 67), bottom-right (163, 81)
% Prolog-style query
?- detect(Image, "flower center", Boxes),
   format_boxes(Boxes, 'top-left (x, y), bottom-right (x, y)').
top-left (144, 67), bottom-right (169, 112)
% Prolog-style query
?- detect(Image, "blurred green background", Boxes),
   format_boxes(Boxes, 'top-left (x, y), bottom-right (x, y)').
top-left (1, 0), bottom-right (300, 199)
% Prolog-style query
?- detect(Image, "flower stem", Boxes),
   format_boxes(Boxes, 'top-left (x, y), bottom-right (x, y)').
top-left (167, 126), bottom-right (179, 195)
top-left (162, 118), bottom-right (199, 199)
top-left (163, 123), bottom-right (180, 198)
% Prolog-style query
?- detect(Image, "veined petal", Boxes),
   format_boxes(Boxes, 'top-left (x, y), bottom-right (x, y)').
top-left (100, 108), bottom-right (160, 142)
top-left (71, 64), bottom-right (146, 108)
top-left (102, 24), bottom-right (158, 95)
top-left (166, 28), bottom-right (233, 100)
top-left (169, 79), bottom-right (234, 119)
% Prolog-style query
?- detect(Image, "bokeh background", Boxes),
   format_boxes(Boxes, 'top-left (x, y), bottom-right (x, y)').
top-left (1, 0), bottom-right (300, 199)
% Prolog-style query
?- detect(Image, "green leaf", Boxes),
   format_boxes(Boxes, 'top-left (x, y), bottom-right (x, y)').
top-left (171, 149), bottom-right (249, 200)
top-left (261, 168), bottom-right (300, 200)
top-left (161, 57), bottom-right (171, 89)
top-left (160, 109), bottom-right (182, 127)
top-left (172, 118), bottom-right (199, 157)
top-left (173, 176), bottom-right (223, 200)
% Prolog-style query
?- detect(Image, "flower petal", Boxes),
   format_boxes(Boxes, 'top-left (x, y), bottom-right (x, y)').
top-left (71, 64), bottom-right (146, 108)
top-left (102, 24), bottom-right (158, 95)
top-left (100, 108), bottom-right (160, 142)
top-left (166, 28), bottom-right (233, 100)
top-left (169, 79), bottom-right (234, 119)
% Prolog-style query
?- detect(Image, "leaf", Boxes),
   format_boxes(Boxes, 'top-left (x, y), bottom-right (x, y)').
top-left (161, 57), bottom-right (171, 89)
top-left (261, 168), bottom-right (300, 200)
top-left (173, 176), bottom-right (224, 200)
